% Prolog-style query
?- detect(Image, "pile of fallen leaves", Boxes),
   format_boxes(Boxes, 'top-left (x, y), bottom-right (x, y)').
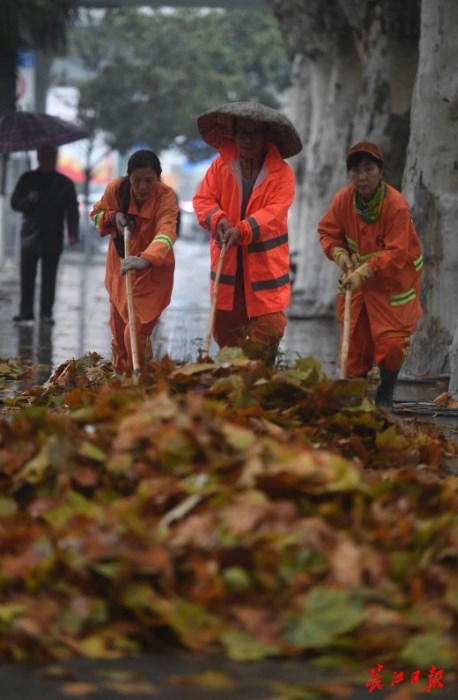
top-left (0, 350), bottom-right (457, 673)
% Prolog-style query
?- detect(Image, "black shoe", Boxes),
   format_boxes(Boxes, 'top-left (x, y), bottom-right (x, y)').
top-left (40, 316), bottom-right (55, 325)
top-left (375, 369), bottom-right (399, 410)
top-left (13, 315), bottom-right (34, 325)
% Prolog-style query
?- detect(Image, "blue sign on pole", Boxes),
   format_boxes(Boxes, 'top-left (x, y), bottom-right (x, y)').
top-left (17, 50), bottom-right (36, 69)
top-left (16, 50), bottom-right (36, 111)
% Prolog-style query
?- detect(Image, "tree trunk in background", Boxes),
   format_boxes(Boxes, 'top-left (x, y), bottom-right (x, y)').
top-left (270, 0), bottom-right (360, 315)
top-left (337, 0), bottom-right (419, 188)
top-left (448, 320), bottom-right (458, 400)
top-left (268, 0), bottom-right (419, 316)
top-left (0, 1), bottom-right (18, 116)
top-left (402, 0), bottom-right (458, 376)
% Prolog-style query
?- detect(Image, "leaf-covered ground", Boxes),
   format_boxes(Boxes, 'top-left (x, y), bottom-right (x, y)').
top-left (0, 350), bottom-right (457, 679)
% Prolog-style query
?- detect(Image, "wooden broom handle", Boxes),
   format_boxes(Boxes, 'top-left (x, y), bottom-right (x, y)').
top-left (340, 287), bottom-right (352, 379)
top-left (124, 226), bottom-right (141, 380)
top-left (204, 242), bottom-right (227, 357)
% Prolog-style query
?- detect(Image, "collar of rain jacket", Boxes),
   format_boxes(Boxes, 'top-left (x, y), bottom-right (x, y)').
top-left (218, 141), bottom-right (285, 172)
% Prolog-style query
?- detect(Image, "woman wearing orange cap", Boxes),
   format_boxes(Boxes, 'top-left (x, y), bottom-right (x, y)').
top-left (91, 150), bottom-right (178, 374)
top-left (318, 141), bottom-right (423, 410)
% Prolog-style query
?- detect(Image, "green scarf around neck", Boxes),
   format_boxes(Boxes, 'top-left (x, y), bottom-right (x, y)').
top-left (354, 181), bottom-right (387, 223)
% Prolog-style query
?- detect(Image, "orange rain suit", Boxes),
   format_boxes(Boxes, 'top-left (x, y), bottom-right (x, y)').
top-left (91, 179), bottom-right (177, 373)
top-left (192, 142), bottom-right (295, 351)
top-left (318, 184), bottom-right (423, 376)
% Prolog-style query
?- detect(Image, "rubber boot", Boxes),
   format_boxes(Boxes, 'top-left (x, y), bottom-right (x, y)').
top-left (375, 369), bottom-right (399, 410)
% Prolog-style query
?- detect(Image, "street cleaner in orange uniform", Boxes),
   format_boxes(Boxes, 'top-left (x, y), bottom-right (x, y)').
top-left (318, 141), bottom-right (423, 410)
top-left (91, 150), bottom-right (178, 374)
top-left (193, 102), bottom-right (302, 365)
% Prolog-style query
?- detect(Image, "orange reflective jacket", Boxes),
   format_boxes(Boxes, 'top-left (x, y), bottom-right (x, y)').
top-left (318, 184), bottom-right (423, 337)
top-left (193, 142), bottom-right (295, 317)
top-left (91, 178), bottom-right (177, 325)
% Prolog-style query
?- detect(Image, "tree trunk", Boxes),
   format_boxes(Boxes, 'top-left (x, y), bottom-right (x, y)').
top-left (448, 320), bottom-right (458, 400)
top-left (268, 0), bottom-right (360, 316)
top-left (0, 1), bottom-right (18, 116)
top-left (268, 0), bottom-right (419, 316)
top-left (402, 0), bottom-right (458, 376)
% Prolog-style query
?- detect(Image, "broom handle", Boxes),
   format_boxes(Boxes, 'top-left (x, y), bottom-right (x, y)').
top-left (340, 287), bottom-right (352, 379)
top-left (124, 226), bottom-right (141, 378)
top-left (204, 242), bottom-right (227, 356)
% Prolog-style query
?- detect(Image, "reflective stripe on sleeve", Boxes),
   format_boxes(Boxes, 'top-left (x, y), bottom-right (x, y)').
top-left (151, 234), bottom-right (174, 249)
top-left (248, 232), bottom-right (288, 253)
top-left (345, 235), bottom-right (358, 253)
top-left (246, 216), bottom-right (260, 242)
top-left (92, 210), bottom-right (105, 229)
top-left (356, 250), bottom-right (382, 263)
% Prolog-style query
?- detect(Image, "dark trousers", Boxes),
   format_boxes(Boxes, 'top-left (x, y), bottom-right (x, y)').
top-left (19, 249), bottom-right (61, 318)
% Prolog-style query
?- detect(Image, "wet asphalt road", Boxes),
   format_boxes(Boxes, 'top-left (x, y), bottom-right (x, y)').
top-left (0, 237), bottom-right (341, 374)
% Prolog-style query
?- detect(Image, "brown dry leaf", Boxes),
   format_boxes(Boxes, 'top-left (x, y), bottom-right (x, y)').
top-left (103, 680), bottom-right (157, 695)
top-left (307, 683), bottom-right (352, 699)
top-left (60, 682), bottom-right (98, 696)
top-left (384, 687), bottom-right (416, 700)
top-left (0, 352), bottom-right (457, 668)
top-left (167, 670), bottom-right (236, 689)
top-left (327, 538), bottom-right (363, 587)
top-left (433, 391), bottom-right (449, 406)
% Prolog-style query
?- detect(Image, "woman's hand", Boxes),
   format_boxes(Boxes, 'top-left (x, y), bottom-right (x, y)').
top-left (215, 217), bottom-right (231, 247)
top-left (341, 263), bottom-right (374, 291)
top-left (112, 212), bottom-right (135, 235)
top-left (332, 246), bottom-right (354, 272)
top-left (121, 256), bottom-right (151, 274)
top-left (222, 226), bottom-right (241, 250)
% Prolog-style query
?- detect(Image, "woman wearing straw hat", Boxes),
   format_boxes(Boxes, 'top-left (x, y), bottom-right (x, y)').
top-left (193, 101), bottom-right (302, 365)
top-left (318, 141), bottom-right (423, 410)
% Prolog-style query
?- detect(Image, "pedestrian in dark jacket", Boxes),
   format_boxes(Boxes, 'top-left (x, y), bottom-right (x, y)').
top-left (10, 145), bottom-right (79, 325)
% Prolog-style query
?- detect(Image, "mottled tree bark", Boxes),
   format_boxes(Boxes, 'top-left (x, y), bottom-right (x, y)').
top-left (448, 321), bottom-right (458, 400)
top-left (267, 0), bottom-right (419, 316)
top-left (402, 0), bottom-right (458, 375)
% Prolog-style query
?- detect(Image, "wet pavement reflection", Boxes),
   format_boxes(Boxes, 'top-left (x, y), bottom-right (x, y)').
top-left (0, 238), bottom-right (456, 436)
top-left (0, 239), bottom-right (342, 374)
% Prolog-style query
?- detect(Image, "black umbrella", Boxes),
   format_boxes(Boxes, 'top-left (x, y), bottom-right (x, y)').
top-left (0, 111), bottom-right (88, 195)
top-left (197, 101), bottom-right (302, 159)
top-left (0, 111), bottom-right (88, 154)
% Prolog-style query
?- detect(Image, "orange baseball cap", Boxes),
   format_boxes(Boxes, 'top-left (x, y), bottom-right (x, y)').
top-left (346, 141), bottom-right (383, 168)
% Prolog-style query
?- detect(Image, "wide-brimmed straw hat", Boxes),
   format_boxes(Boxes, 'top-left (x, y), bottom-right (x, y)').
top-left (197, 101), bottom-right (303, 159)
